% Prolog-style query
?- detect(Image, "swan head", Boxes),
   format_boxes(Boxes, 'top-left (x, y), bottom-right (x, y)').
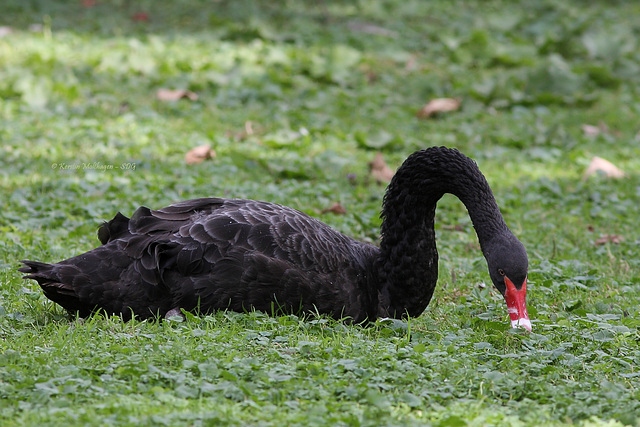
top-left (485, 235), bottom-right (531, 331)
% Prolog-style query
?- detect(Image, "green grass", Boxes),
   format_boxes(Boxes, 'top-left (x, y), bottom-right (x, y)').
top-left (1, 0), bottom-right (640, 425)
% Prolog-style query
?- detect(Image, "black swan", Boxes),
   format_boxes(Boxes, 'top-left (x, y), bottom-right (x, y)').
top-left (19, 146), bottom-right (531, 330)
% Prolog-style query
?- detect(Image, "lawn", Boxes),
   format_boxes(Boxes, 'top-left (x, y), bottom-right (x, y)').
top-left (1, 0), bottom-right (639, 425)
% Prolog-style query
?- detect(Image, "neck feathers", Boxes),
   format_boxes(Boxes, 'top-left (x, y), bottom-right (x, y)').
top-left (376, 147), bottom-right (509, 317)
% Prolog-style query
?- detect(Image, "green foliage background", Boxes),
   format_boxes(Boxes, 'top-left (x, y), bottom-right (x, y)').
top-left (1, 1), bottom-right (639, 425)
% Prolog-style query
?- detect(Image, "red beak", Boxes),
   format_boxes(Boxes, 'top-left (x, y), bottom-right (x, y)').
top-left (504, 276), bottom-right (531, 331)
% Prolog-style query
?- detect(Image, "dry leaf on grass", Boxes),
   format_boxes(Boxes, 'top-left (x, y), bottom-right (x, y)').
top-left (0, 26), bottom-right (13, 38)
top-left (581, 123), bottom-right (607, 137)
top-left (132, 12), bottom-right (150, 22)
top-left (156, 89), bottom-right (198, 102)
top-left (226, 121), bottom-right (262, 141)
top-left (369, 152), bottom-right (395, 183)
top-left (416, 98), bottom-right (461, 118)
top-left (405, 55), bottom-right (417, 72)
top-left (583, 156), bottom-right (625, 179)
top-left (581, 122), bottom-right (621, 138)
top-left (185, 145), bottom-right (216, 165)
top-left (595, 234), bottom-right (623, 246)
top-left (321, 203), bottom-right (347, 215)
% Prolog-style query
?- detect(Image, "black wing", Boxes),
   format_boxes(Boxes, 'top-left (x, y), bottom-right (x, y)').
top-left (21, 198), bottom-right (379, 321)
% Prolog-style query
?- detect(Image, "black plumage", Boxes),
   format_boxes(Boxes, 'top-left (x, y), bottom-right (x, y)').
top-left (19, 146), bottom-right (531, 329)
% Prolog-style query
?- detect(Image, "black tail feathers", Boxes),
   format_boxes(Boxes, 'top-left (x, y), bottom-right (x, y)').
top-left (19, 260), bottom-right (87, 315)
top-left (18, 260), bottom-right (55, 281)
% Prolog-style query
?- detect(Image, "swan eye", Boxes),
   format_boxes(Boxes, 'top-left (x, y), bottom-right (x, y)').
top-left (498, 269), bottom-right (505, 276)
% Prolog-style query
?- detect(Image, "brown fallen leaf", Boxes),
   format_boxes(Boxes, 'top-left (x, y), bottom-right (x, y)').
top-left (583, 156), bottom-right (625, 179)
top-left (405, 55), bottom-right (418, 72)
top-left (595, 234), bottom-right (623, 246)
top-left (244, 121), bottom-right (254, 136)
top-left (156, 89), bottom-right (198, 102)
top-left (321, 202), bottom-right (347, 215)
top-left (416, 98), bottom-right (461, 118)
top-left (369, 152), bottom-right (395, 183)
top-left (132, 11), bottom-right (150, 22)
top-left (364, 68), bottom-right (379, 84)
top-left (185, 145), bottom-right (216, 165)
top-left (0, 26), bottom-right (14, 38)
top-left (226, 121), bottom-right (263, 141)
top-left (581, 124), bottom-right (602, 137)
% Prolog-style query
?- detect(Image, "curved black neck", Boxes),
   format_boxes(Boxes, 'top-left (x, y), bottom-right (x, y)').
top-left (375, 147), bottom-right (510, 318)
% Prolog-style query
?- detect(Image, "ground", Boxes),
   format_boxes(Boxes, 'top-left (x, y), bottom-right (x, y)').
top-left (0, 1), bottom-right (639, 425)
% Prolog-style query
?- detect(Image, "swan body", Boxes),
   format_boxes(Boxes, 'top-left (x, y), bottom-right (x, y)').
top-left (20, 147), bottom-right (531, 330)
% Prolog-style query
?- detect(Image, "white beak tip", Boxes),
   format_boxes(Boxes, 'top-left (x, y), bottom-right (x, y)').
top-left (511, 318), bottom-right (532, 332)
